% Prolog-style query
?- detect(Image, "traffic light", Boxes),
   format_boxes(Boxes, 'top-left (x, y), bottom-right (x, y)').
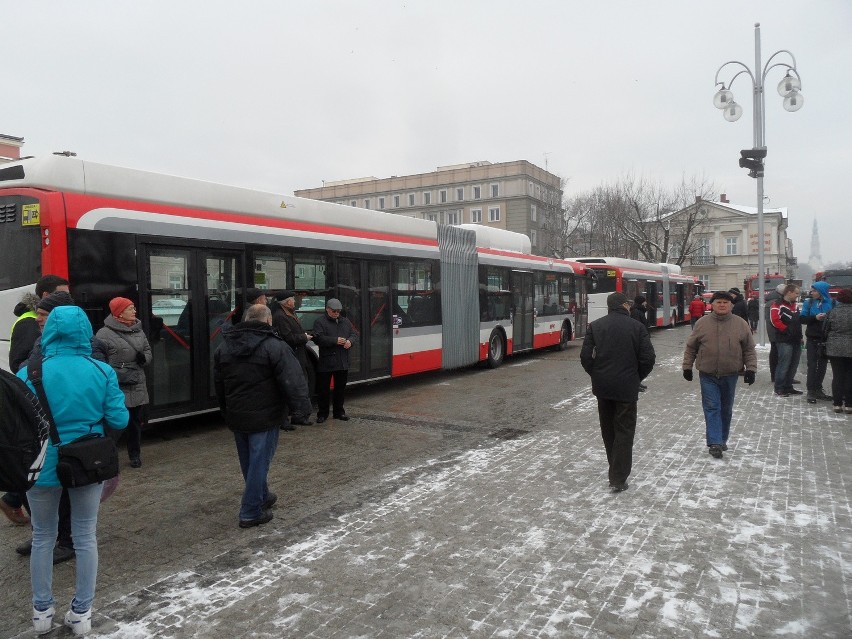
top-left (739, 148), bottom-right (767, 178)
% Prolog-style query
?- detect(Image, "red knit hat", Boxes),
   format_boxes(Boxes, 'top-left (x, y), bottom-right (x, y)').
top-left (109, 297), bottom-right (134, 317)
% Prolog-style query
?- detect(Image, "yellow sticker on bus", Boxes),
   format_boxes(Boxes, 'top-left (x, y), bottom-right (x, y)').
top-left (22, 203), bottom-right (40, 226)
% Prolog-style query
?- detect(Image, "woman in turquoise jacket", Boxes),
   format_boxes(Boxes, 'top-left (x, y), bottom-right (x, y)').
top-left (18, 305), bottom-right (128, 636)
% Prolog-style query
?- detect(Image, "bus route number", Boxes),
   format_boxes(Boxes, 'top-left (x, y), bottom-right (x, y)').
top-left (21, 204), bottom-right (40, 226)
top-left (606, 270), bottom-right (616, 278)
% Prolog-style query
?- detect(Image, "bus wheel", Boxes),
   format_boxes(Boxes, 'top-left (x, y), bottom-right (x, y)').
top-left (557, 320), bottom-right (572, 350)
top-left (487, 329), bottom-right (505, 368)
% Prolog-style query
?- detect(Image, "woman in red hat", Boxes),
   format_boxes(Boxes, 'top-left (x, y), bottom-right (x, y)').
top-left (95, 298), bottom-right (153, 468)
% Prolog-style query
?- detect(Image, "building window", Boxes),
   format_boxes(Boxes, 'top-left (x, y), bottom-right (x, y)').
top-left (350, 200), bottom-right (357, 207)
top-left (697, 238), bottom-right (710, 257)
top-left (440, 190), bottom-right (447, 204)
top-left (378, 197), bottom-right (385, 210)
top-left (530, 229), bottom-right (537, 246)
top-left (423, 191), bottom-right (431, 205)
top-left (725, 237), bottom-right (738, 255)
top-left (489, 206), bottom-right (500, 222)
top-left (363, 199), bottom-right (370, 209)
top-left (427, 212), bottom-right (437, 222)
top-left (529, 180), bottom-right (535, 195)
top-left (393, 195), bottom-right (400, 208)
top-left (408, 193), bottom-right (415, 206)
top-left (446, 210), bottom-right (461, 225)
top-left (490, 183), bottom-right (499, 198)
top-left (456, 187), bottom-right (464, 201)
top-left (699, 275), bottom-right (710, 289)
top-left (471, 208), bottom-right (482, 223)
top-left (473, 185), bottom-right (481, 200)
top-left (531, 204), bottom-right (537, 222)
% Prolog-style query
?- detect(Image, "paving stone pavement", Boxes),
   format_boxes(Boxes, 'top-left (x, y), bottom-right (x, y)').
top-left (1, 327), bottom-right (850, 638)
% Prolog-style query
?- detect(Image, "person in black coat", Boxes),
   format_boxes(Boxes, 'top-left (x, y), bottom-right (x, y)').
top-left (271, 290), bottom-right (313, 426)
top-left (630, 296), bottom-right (648, 326)
top-left (581, 292), bottom-right (656, 493)
top-left (311, 298), bottom-right (359, 423)
top-left (729, 288), bottom-right (748, 322)
top-left (214, 304), bottom-right (311, 528)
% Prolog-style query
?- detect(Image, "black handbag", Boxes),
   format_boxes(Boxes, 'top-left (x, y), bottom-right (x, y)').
top-left (28, 357), bottom-right (120, 488)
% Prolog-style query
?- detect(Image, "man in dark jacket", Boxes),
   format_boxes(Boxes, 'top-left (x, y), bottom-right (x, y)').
top-left (581, 292), bottom-right (656, 492)
top-left (764, 283), bottom-right (786, 382)
top-left (214, 304), bottom-right (311, 528)
top-left (770, 284), bottom-right (804, 397)
top-left (746, 295), bottom-right (760, 333)
top-left (312, 298), bottom-right (358, 423)
top-left (271, 290), bottom-right (313, 426)
top-left (729, 288), bottom-right (748, 322)
top-left (630, 296), bottom-right (648, 326)
top-left (9, 275), bottom-right (70, 373)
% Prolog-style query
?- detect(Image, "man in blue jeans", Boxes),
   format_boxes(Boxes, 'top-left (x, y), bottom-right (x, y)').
top-left (214, 304), bottom-right (311, 528)
top-left (771, 284), bottom-right (804, 397)
top-left (683, 290), bottom-right (757, 459)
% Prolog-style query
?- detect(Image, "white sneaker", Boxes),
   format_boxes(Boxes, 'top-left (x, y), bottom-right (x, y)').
top-left (64, 608), bottom-right (92, 636)
top-left (32, 606), bottom-right (55, 634)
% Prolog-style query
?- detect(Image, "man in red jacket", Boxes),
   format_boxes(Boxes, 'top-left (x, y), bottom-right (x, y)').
top-left (688, 295), bottom-right (706, 329)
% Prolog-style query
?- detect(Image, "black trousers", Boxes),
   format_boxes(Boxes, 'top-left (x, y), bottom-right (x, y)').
top-left (829, 357), bottom-right (852, 407)
top-left (769, 342), bottom-right (778, 382)
top-left (805, 339), bottom-right (829, 392)
top-left (316, 369), bottom-right (349, 418)
top-left (125, 405), bottom-right (144, 460)
top-left (596, 399), bottom-right (637, 485)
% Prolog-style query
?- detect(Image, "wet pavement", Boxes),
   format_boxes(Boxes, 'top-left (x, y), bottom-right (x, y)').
top-left (1, 326), bottom-right (850, 638)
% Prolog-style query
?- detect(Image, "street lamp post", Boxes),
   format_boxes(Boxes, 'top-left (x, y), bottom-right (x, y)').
top-left (713, 22), bottom-right (803, 347)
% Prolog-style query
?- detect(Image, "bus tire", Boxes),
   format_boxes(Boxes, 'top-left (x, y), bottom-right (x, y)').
top-left (557, 320), bottom-right (572, 350)
top-left (487, 329), bottom-right (506, 368)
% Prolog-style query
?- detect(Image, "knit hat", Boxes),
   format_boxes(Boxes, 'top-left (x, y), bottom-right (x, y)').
top-left (109, 297), bottom-right (134, 317)
top-left (729, 287), bottom-right (741, 295)
top-left (634, 295), bottom-right (646, 306)
top-left (246, 288), bottom-right (267, 304)
top-left (606, 292), bottom-right (629, 310)
top-left (710, 291), bottom-right (734, 303)
top-left (37, 291), bottom-right (75, 312)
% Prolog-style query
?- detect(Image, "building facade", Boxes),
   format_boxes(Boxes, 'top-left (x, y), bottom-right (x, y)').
top-left (294, 160), bottom-right (562, 256)
top-left (677, 198), bottom-right (795, 292)
top-left (0, 134), bottom-right (24, 163)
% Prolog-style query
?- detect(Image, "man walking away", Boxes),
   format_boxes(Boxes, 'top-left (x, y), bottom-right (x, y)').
top-left (214, 304), bottom-right (311, 528)
top-left (683, 290), bottom-right (757, 459)
top-left (746, 294), bottom-right (760, 333)
top-left (689, 295), bottom-right (706, 329)
top-left (581, 292), bottom-right (655, 493)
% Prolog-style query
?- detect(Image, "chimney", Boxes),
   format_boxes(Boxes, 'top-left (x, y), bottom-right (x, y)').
top-left (720, 193), bottom-right (729, 203)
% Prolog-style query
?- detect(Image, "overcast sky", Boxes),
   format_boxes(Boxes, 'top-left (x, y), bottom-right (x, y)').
top-left (4, 1), bottom-right (850, 264)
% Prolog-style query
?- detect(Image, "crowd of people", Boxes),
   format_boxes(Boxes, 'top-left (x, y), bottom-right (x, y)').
top-left (6, 274), bottom-right (852, 634)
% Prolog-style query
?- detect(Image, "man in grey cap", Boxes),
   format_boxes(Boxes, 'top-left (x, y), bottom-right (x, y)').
top-left (581, 292), bottom-right (656, 492)
top-left (311, 298), bottom-right (358, 423)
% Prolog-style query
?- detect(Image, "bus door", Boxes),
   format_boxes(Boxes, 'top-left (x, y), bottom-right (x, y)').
top-left (143, 245), bottom-right (242, 418)
top-left (646, 280), bottom-right (659, 327)
top-left (511, 270), bottom-right (534, 351)
top-left (336, 258), bottom-right (392, 382)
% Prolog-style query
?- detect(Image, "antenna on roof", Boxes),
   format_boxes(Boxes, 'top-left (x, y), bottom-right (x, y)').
top-left (53, 151), bottom-right (77, 157)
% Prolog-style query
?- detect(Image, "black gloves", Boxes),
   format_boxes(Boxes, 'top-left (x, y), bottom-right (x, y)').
top-left (135, 351), bottom-right (147, 366)
top-left (744, 370), bottom-right (755, 385)
top-left (682, 369), bottom-right (693, 382)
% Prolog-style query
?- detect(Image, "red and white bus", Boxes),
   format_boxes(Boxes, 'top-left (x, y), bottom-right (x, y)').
top-left (573, 257), bottom-right (700, 327)
top-left (0, 155), bottom-right (589, 421)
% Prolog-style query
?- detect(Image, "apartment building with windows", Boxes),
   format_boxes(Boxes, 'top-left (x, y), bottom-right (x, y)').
top-left (674, 197), bottom-right (795, 292)
top-left (0, 134), bottom-right (24, 163)
top-left (294, 160), bottom-right (562, 256)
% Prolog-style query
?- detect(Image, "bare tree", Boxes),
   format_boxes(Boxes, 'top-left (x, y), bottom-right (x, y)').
top-left (540, 177), bottom-right (587, 258)
top-left (563, 173), bottom-right (716, 264)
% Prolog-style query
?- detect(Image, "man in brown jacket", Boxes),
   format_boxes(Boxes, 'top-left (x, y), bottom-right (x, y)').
top-left (682, 290), bottom-right (757, 459)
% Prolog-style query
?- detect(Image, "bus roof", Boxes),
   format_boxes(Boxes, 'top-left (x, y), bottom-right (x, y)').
top-left (574, 256), bottom-right (682, 275)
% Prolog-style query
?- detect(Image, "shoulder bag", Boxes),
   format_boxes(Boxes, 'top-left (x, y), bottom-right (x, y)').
top-left (28, 357), bottom-right (119, 488)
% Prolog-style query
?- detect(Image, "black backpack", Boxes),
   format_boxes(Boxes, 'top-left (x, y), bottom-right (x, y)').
top-left (0, 367), bottom-right (51, 492)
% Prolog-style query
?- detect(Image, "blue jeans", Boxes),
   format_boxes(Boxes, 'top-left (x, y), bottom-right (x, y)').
top-left (775, 342), bottom-right (802, 393)
top-left (234, 428), bottom-right (280, 521)
top-left (699, 372), bottom-right (738, 446)
top-left (27, 483), bottom-right (104, 613)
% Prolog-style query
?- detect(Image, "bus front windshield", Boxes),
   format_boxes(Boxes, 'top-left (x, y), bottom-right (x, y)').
top-left (0, 195), bottom-right (41, 291)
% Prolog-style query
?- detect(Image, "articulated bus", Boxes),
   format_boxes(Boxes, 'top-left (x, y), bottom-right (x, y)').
top-left (0, 156), bottom-right (589, 421)
top-left (573, 257), bottom-right (700, 328)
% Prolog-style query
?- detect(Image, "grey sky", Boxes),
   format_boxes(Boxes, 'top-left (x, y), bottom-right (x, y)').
top-left (4, 1), bottom-right (850, 263)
